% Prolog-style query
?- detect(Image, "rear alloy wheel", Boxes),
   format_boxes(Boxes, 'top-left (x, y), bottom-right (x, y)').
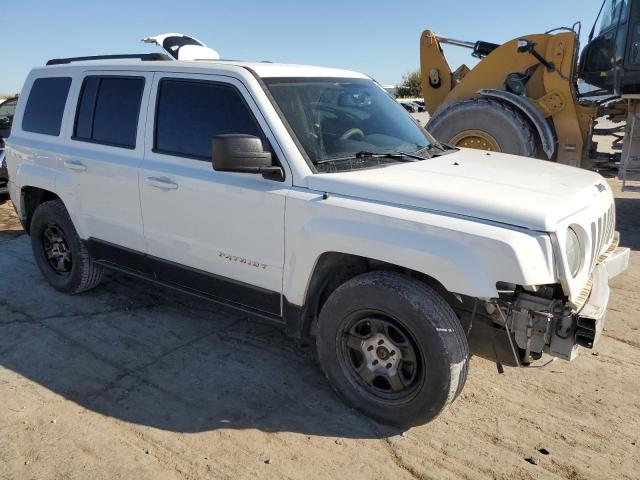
top-left (427, 97), bottom-right (539, 158)
top-left (316, 271), bottom-right (469, 428)
top-left (41, 224), bottom-right (73, 275)
top-left (30, 199), bottom-right (103, 294)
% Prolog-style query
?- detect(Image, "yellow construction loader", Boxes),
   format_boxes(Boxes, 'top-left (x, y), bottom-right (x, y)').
top-left (420, 0), bottom-right (640, 186)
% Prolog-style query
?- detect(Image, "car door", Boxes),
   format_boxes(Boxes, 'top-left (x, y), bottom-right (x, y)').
top-left (139, 73), bottom-right (289, 315)
top-left (62, 71), bottom-right (152, 253)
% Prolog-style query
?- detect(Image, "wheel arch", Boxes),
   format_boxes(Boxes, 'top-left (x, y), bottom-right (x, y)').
top-left (284, 251), bottom-right (461, 341)
top-left (20, 186), bottom-right (62, 234)
top-left (477, 88), bottom-right (556, 159)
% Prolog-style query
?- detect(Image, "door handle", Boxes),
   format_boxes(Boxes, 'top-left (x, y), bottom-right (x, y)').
top-left (145, 176), bottom-right (179, 190)
top-left (63, 160), bottom-right (87, 172)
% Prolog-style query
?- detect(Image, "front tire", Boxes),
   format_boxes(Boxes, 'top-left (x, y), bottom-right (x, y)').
top-left (30, 199), bottom-right (103, 294)
top-left (316, 271), bottom-right (469, 428)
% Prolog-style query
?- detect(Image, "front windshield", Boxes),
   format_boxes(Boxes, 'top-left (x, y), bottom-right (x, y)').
top-left (262, 77), bottom-right (434, 171)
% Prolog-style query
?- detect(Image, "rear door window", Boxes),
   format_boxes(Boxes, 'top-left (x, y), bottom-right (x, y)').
top-left (74, 76), bottom-right (145, 148)
top-left (22, 77), bottom-right (72, 136)
top-left (154, 79), bottom-right (263, 160)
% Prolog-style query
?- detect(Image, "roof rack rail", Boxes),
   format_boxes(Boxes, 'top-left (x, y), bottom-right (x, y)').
top-left (46, 53), bottom-right (170, 66)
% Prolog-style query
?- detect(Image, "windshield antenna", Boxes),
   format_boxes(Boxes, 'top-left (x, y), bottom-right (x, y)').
top-left (588, 0), bottom-right (607, 42)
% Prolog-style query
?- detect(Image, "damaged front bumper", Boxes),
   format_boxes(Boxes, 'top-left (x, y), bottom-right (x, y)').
top-left (467, 244), bottom-right (630, 367)
top-left (549, 245), bottom-right (629, 360)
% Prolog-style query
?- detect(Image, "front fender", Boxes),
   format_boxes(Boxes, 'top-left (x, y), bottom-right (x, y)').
top-left (478, 88), bottom-right (556, 159)
top-left (284, 188), bottom-right (557, 306)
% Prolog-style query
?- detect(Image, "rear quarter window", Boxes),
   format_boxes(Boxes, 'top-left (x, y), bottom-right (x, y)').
top-left (22, 77), bottom-right (72, 136)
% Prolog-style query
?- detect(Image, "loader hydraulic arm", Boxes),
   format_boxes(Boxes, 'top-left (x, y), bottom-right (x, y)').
top-left (516, 39), bottom-right (556, 72)
top-left (436, 35), bottom-right (500, 59)
top-left (419, 31), bottom-right (502, 113)
top-left (420, 29), bottom-right (599, 168)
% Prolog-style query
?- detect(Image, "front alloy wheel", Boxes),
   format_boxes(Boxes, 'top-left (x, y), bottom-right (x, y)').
top-left (342, 315), bottom-right (421, 398)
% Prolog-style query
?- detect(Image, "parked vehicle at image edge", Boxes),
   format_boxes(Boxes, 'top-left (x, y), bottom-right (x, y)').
top-left (398, 101), bottom-right (424, 113)
top-left (0, 96), bottom-right (18, 138)
top-left (0, 96), bottom-right (18, 202)
top-left (399, 102), bottom-right (417, 113)
top-left (4, 34), bottom-right (630, 427)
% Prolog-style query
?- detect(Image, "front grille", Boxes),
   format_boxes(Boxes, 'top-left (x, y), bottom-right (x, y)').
top-left (588, 203), bottom-right (615, 273)
top-left (598, 231), bottom-right (620, 263)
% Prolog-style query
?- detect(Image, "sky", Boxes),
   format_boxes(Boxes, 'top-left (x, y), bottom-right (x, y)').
top-left (2, 0), bottom-right (603, 94)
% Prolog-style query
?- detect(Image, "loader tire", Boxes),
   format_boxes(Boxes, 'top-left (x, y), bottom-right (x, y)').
top-left (427, 98), bottom-right (538, 158)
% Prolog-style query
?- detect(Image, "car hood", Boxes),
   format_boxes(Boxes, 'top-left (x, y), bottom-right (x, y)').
top-left (305, 148), bottom-right (610, 232)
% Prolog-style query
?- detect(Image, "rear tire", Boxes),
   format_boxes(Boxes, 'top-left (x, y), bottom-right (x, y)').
top-left (427, 98), bottom-right (538, 158)
top-left (30, 199), bottom-right (103, 294)
top-left (316, 271), bottom-right (469, 428)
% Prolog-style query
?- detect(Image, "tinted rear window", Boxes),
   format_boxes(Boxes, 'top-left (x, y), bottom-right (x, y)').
top-left (74, 76), bottom-right (145, 148)
top-left (154, 79), bottom-right (262, 159)
top-left (22, 77), bottom-right (71, 135)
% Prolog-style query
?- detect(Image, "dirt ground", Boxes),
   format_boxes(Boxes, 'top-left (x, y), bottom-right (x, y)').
top-left (0, 178), bottom-right (638, 480)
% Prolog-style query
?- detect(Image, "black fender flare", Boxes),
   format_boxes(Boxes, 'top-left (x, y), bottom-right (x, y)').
top-left (477, 89), bottom-right (556, 159)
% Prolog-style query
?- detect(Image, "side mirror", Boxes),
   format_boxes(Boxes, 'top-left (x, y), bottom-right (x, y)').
top-left (212, 134), bottom-right (284, 181)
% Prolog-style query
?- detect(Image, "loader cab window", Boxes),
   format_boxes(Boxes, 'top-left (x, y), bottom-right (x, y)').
top-left (582, 0), bottom-right (631, 79)
top-left (599, 0), bottom-right (628, 33)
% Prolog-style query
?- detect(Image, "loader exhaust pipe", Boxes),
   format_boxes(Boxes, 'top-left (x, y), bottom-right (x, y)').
top-left (436, 35), bottom-right (500, 59)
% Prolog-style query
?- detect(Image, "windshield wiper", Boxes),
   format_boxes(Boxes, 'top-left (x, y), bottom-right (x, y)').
top-left (315, 150), bottom-right (427, 165)
top-left (422, 142), bottom-right (457, 156)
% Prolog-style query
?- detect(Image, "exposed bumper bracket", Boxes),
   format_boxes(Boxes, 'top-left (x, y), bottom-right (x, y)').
top-left (603, 246), bottom-right (630, 280)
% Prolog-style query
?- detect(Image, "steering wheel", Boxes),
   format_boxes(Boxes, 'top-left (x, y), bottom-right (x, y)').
top-left (340, 128), bottom-right (365, 141)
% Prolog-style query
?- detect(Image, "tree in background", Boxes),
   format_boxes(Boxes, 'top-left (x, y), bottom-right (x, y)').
top-left (396, 70), bottom-right (422, 98)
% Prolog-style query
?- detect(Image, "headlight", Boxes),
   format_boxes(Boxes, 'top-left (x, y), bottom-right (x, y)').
top-left (565, 227), bottom-right (582, 277)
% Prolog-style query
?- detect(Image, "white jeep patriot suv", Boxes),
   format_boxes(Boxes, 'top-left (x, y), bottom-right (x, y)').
top-left (5, 49), bottom-right (630, 427)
